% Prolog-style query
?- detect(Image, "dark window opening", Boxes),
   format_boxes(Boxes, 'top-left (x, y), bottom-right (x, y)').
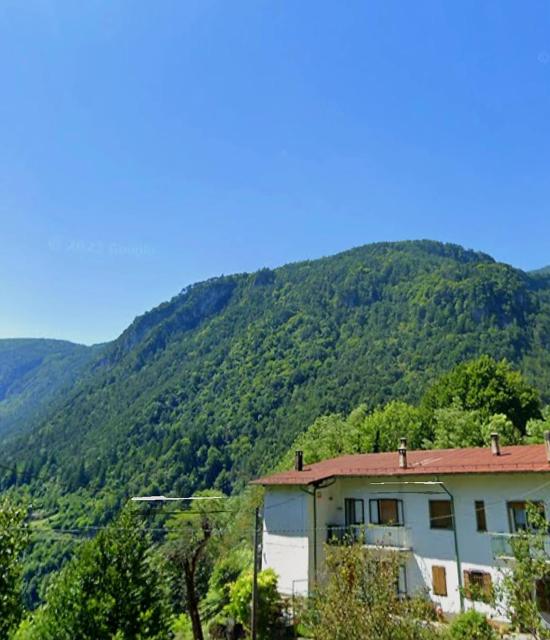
top-left (536, 576), bottom-right (550, 616)
top-left (464, 570), bottom-right (492, 602)
top-left (430, 500), bottom-right (453, 530)
top-left (345, 498), bottom-right (365, 526)
top-left (475, 500), bottom-right (487, 532)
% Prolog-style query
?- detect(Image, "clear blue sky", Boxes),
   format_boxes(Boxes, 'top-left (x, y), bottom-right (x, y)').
top-left (1, 1), bottom-right (550, 345)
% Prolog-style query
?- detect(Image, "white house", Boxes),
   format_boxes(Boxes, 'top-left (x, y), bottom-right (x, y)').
top-left (252, 434), bottom-right (550, 623)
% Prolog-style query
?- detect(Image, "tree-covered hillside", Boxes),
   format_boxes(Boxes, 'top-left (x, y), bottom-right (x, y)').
top-left (3, 241), bottom-right (550, 509)
top-left (529, 265), bottom-right (550, 277)
top-left (0, 339), bottom-right (102, 440)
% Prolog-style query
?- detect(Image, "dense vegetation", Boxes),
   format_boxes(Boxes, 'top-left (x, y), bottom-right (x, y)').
top-left (283, 356), bottom-right (549, 467)
top-left (0, 339), bottom-right (101, 440)
top-left (1, 350), bottom-right (549, 638)
top-left (4, 242), bottom-right (550, 497)
top-left (2, 240), bottom-right (550, 607)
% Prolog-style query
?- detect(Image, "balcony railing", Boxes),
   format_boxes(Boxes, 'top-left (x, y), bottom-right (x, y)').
top-left (489, 532), bottom-right (550, 560)
top-left (326, 524), bottom-right (412, 551)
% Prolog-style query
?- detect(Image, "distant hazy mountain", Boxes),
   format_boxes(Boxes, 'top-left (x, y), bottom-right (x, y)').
top-left (0, 339), bottom-right (103, 439)
top-left (4, 240), bottom-right (550, 506)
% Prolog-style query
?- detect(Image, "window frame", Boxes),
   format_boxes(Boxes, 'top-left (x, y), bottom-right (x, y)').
top-left (507, 501), bottom-right (546, 533)
top-left (396, 564), bottom-right (407, 597)
top-left (429, 499), bottom-right (454, 530)
top-left (536, 575), bottom-right (550, 616)
top-left (463, 569), bottom-right (493, 602)
top-left (475, 500), bottom-right (487, 532)
top-left (369, 498), bottom-right (405, 527)
top-left (344, 498), bottom-right (365, 526)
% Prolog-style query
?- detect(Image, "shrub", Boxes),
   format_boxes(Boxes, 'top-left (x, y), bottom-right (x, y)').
top-left (447, 610), bottom-right (497, 640)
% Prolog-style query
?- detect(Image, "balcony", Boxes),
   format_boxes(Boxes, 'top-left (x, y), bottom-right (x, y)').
top-left (489, 532), bottom-right (550, 561)
top-left (326, 524), bottom-right (412, 552)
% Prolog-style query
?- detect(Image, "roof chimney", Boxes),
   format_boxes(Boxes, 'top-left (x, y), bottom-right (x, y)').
top-left (398, 437), bottom-right (407, 469)
top-left (295, 450), bottom-right (304, 472)
top-left (490, 432), bottom-right (501, 456)
top-left (544, 431), bottom-right (550, 463)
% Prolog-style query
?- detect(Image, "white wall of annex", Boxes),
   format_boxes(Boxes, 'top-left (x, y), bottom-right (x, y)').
top-left (263, 487), bottom-right (310, 596)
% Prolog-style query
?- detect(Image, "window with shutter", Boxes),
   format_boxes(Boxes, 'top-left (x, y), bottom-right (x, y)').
top-left (369, 499), bottom-right (404, 526)
top-left (463, 570), bottom-right (493, 602)
top-left (432, 565), bottom-right (447, 597)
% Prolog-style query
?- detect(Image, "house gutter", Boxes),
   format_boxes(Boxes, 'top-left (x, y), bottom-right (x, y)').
top-left (300, 478), bottom-right (335, 586)
top-left (439, 481), bottom-right (464, 613)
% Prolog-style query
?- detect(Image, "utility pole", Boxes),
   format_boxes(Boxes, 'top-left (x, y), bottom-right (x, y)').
top-left (251, 507), bottom-right (261, 640)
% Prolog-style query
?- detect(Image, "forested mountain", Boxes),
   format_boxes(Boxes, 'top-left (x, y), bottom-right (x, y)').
top-left (4, 241), bottom-right (550, 514)
top-left (530, 265), bottom-right (550, 277)
top-left (0, 339), bottom-right (102, 440)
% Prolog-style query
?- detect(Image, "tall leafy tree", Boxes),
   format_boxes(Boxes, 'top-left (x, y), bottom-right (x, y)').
top-left (0, 498), bottom-right (29, 639)
top-left (359, 401), bottom-right (431, 452)
top-left (164, 492), bottom-right (227, 640)
top-left (303, 544), bottom-right (440, 640)
top-left (421, 355), bottom-right (542, 431)
top-left (497, 505), bottom-right (550, 639)
top-left (15, 509), bottom-right (171, 640)
top-left (226, 568), bottom-right (285, 640)
top-left (525, 406), bottom-right (550, 443)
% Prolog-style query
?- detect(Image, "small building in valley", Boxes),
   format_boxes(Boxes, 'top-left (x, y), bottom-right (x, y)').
top-left (252, 436), bottom-right (550, 623)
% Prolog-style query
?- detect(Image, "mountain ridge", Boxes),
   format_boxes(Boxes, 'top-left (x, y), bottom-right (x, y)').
top-left (3, 240), bottom-right (550, 512)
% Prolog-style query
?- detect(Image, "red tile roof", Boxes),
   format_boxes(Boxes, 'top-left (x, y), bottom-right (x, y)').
top-left (252, 444), bottom-right (550, 486)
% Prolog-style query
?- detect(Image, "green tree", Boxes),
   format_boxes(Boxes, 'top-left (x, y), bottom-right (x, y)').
top-left (481, 413), bottom-right (522, 445)
top-left (496, 504), bottom-right (550, 639)
top-left (202, 546), bottom-right (252, 624)
top-left (447, 610), bottom-right (498, 640)
top-left (0, 498), bottom-right (29, 639)
top-left (360, 401), bottom-right (431, 452)
top-left (15, 509), bottom-right (171, 640)
top-left (304, 544), bottom-right (440, 640)
top-left (422, 355), bottom-right (541, 431)
top-left (429, 403), bottom-right (486, 449)
top-left (226, 568), bottom-right (285, 640)
top-left (280, 413), bottom-right (357, 467)
top-left (525, 406), bottom-right (550, 444)
top-left (164, 492), bottom-right (227, 640)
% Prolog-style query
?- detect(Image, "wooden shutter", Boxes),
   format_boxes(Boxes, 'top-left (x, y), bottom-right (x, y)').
top-left (380, 500), bottom-right (398, 525)
top-left (432, 566), bottom-right (447, 597)
top-left (482, 573), bottom-right (492, 597)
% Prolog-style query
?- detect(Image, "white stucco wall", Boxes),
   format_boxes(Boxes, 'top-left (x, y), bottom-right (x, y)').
top-left (262, 487), bottom-right (310, 596)
top-left (262, 471), bottom-right (550, 619)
